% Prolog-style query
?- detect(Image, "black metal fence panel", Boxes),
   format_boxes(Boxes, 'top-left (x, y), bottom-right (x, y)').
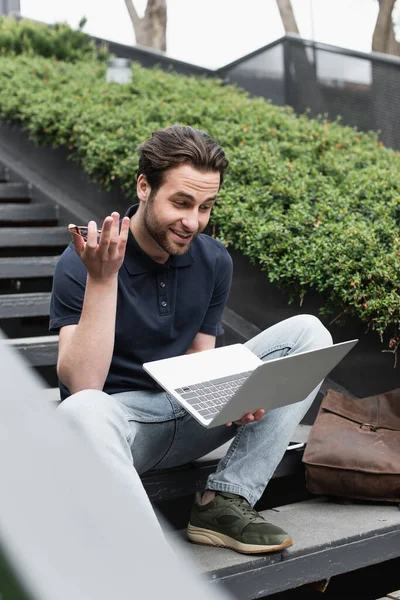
top-left (218, 42), bottom-right (286, 106)
top-left (0, 0), bottom-right (20, 16)
top-left (218, 36), bottom-right (400, 150)
top-left (91, 35), bottom-right (215, 78)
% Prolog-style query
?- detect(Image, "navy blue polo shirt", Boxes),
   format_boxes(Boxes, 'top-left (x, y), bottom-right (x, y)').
top-left (49, 204), bottom-right (233, 400)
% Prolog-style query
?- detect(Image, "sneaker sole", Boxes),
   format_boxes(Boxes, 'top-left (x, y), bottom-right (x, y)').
top-left (187, 524), bottom-right (293, 554)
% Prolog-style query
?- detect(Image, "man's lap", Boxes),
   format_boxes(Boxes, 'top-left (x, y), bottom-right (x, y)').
top-left (60, 315), bottom-right (330, 472)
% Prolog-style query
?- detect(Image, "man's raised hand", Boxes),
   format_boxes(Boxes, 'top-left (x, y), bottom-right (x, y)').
top-left (70, 212), bottom-right (130, 282)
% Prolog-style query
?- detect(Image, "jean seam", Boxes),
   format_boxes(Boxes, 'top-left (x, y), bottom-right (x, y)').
top-left (165, 392), bottom-right (187, 419)
top-left (257, 342), bottom-right (293, 361)
top-left (126, 429), bottom-right (136, 447)
top-left (144, 418), bottom-right (178, 472)
top-left (126, 415), bottom-right (176, 423)
top-left (207, 424), bottom-right (257, 505)
top-left (111, 391), bottom-right (185, 422)
top-left (115, 403), bottom-right (138, 448)
top-left (215, 424), bottom-right (245, 471)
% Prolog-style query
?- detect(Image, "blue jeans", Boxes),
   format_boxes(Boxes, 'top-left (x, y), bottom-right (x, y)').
top-left (58, 315), bottom-right (332, 525)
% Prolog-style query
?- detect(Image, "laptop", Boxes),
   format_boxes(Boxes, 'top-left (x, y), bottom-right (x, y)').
top-left (143, 339), bottom-right (358, 428)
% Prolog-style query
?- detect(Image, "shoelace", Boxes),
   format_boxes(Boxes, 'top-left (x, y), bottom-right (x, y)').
top-left (226, 496), bottom-right (262, 522)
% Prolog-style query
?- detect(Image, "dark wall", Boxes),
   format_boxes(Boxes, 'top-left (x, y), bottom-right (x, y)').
top-left (0, 122), bottom-right (130, 223)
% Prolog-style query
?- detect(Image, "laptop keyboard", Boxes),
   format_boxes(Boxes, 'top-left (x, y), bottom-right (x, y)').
top-left (175, 371), bottom-right (253, 419)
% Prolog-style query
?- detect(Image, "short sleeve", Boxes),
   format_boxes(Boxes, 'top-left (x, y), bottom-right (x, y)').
top-left (199, 245), bottom-right (233, 337)
top-left (49, 244), bottom-right (88, 332)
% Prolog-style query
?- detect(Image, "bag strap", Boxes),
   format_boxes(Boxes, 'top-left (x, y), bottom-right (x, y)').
top-left (321, 389), bottom-right (400, 431)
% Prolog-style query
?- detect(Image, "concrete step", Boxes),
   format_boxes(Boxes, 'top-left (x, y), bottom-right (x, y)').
top-left (5, 335), bottom-right (58, 366)
top-left (0, 203), bottom-right (59, 223)
top-left (0, 256), bottom-right (59, 279)
top-left (175, 498), bottom-right (400, 599)
top-left (0, 183), bottom-right (31, 200)
top-left (0, 227), bottom-right (70, 248)
top-left (0, 165), bottom-right (9, 182)
top-left (0, 292), bottom-right (51, 319)
top-left (3, 310), bottom-right (260, 368)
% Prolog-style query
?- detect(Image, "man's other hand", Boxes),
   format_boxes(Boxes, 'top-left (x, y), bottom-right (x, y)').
top-left (226, 409), bottom-right (265, 427)
top-left (70, 212), bottom-right (130, 283)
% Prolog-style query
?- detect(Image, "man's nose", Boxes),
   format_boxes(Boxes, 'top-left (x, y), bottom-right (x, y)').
top-left (181, 212), bottom-right (199, 233)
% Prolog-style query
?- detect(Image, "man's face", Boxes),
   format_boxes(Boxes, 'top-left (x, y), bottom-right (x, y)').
top-left (140, 164), bottom-right (220, 256)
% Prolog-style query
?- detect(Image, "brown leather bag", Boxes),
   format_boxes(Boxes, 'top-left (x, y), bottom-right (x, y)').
top-left (302, 388), bottom-right (400, 502)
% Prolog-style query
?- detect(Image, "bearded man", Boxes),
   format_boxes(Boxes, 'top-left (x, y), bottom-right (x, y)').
top-left (50, 125), bottom-right (332, 554)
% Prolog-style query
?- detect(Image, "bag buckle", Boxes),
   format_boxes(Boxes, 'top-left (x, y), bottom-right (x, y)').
top-left (360, 423), bottom-right (377, 432)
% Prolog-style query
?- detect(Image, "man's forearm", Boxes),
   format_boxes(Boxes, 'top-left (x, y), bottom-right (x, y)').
top-left (57, 275), bottom-right (119, 394)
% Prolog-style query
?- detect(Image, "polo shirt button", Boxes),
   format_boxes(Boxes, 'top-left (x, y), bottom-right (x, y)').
top-left (161, 301), bottom-right (167, 307)
top-left (160, 282), bottom-right (166, 287)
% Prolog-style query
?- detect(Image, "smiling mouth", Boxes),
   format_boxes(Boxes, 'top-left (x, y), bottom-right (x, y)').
top-left (170, 228), bottom-right (193, 241)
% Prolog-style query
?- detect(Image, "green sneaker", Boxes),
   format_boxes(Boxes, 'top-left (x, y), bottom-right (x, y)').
top-left (187, 492), bottom-right (293, 554)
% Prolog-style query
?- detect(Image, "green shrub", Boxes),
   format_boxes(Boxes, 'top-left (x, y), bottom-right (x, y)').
top-left (0, 53), bottom-right (398, 347)
top-left (0, 16), bottom-right (108, 62)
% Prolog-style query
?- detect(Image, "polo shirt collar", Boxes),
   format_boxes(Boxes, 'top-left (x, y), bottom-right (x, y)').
top-left (123, 204), bottom-right (194, 275)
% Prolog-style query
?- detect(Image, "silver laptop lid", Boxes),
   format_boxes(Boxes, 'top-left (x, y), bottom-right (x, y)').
top-left (209, 339), bottom-right (358, 427)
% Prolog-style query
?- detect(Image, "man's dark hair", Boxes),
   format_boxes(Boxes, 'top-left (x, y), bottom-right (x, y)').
top-left (137, 125), bottom-right (229, 194)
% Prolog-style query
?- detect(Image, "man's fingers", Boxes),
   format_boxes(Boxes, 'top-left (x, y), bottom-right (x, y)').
top-left (85, 221), bottom-right (100, 250)
top-left (107, 213), bottom-right (121, 257)
top-left (95, 216), bottom-right (114, 259)
top-left (242, 413), bottom-right (255, 423)
top-left (70, 228), bottom-right (84, 255)
top-left (100, 216), bottom-right (113, 240)
top-left (118, 216), bottom-right (130, 251)
top-left (231, 409), bottom-right (265, 426)
top-left (110, 212), bottom-right (120, 242)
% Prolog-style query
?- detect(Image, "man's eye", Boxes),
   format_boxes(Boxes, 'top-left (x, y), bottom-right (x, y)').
top-left (174, 201), bottom-right (186, 206)
top-left (200, 205), bottom-right (212, 211)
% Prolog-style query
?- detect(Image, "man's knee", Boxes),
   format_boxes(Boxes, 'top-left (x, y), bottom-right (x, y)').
top-left (290, 314), bottom-right (333, 348)
top-left (58, 389), bottom-right (120, 424)
top-left (58, 389), bottom-right (133, 447)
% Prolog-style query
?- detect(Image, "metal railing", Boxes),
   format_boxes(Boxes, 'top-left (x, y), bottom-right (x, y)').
top-left (217, 33), bottom-right (400, 150)
top-left (0, 0), bottom-right (20, 16)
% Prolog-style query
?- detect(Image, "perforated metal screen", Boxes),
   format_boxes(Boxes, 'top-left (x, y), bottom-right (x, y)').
top-left (218, 36), bottom-right (400, 150)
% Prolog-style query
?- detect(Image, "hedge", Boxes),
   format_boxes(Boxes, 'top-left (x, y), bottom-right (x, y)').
top-left (0, 16), bottom-right (107, 62)
top-left (0, 51), bottom-right (399, 349)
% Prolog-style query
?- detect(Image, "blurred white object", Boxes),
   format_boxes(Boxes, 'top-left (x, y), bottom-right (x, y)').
top-left (0, 329), bottom-right (232, 600)
top-left (106, 58), bottom-right (132, 83)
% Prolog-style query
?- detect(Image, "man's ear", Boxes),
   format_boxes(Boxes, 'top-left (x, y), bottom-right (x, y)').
top-left (137, 174), bottom-right (150, 202)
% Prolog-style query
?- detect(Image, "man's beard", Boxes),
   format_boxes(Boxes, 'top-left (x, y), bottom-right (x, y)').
top-left (143, 200), bottom-right (200, 256)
